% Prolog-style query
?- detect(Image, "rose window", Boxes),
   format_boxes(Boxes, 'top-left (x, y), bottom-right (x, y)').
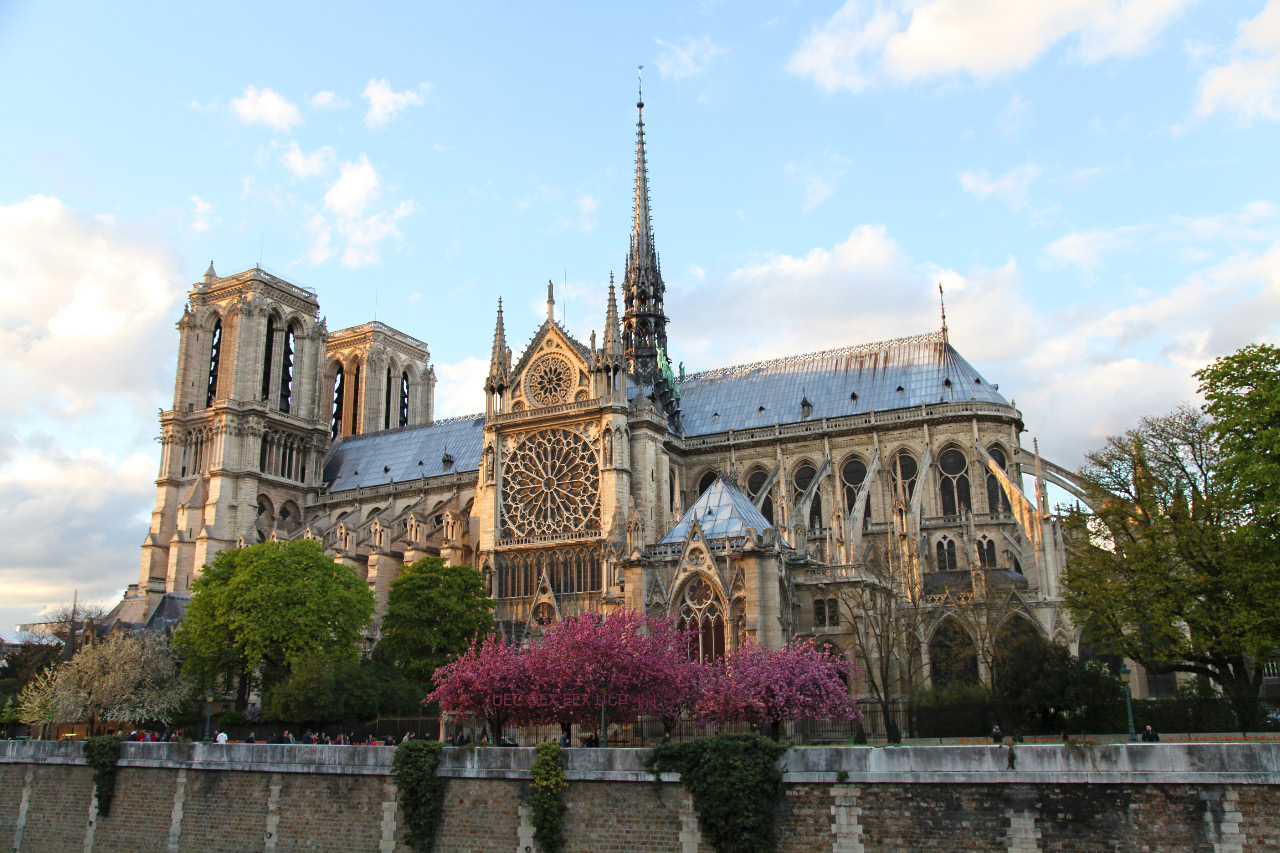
top-left (503, 429), bottom-right (600, 538)
top-left (685, 577), bottom-right (713, 606)
top-left (526, 355), bottom-right (574, 407)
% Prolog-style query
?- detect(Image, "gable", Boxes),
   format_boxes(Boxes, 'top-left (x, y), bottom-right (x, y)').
top-left (508, 321), bottom-right (593, 412)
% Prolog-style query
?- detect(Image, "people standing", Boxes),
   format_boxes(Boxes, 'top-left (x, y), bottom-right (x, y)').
top-left (1141, 725), bottom-right (1160, 743)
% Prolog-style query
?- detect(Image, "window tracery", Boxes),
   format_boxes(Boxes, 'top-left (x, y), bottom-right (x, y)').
top-left (678, 576), bottom-right (725, 662)
top-left (502, 428), bottom-right (600, 538)
top-left (938, 447), bottom-right (971, 517)
top-left (986, 445), bottom-right (1012, 514)
top-left (526, 354), bottom-right (574, 407)
top-left (746, 467), bottom-right (774, 524)
top-left (840, 456), bottom-right (872, 525)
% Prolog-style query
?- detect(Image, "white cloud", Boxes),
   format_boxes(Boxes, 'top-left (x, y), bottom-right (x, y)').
top-left (307, 155), bottom-right (416, 267)
top-left (0, 195), bottom-right (185, 417)
top-left (959, 163), bottom-right (1041, 211)
top-left (995, 94), bottom-right (1032, 138)
top-left (655, 36), bottom-right (728, 80)
top-left (787, 0), bottom-right (1193, 92)
top-left (281, 141), bottom-right (337, 178)
top-left (1044, 226), bottom-right (1140, 271)
top-left (784, 152), bottom-right (850, 213)
top-left (432, 356), bottom-right (488, 419)
top-left (362, 79), bottom-right (429, 128)
top-left (309, 91), bottom-right (348, 109)
top-left (189, 195), bottom-right (215, 232)
top-left (1198, 1), bottom-right (1280, 122)
top-left (324, 154), bottom-right (381, 217)
top-left (230, 85), bottom-right (301, 131)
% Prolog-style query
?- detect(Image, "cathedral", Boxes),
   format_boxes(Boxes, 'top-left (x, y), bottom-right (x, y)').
top-left (116, 95), bottom-right (1088, 699)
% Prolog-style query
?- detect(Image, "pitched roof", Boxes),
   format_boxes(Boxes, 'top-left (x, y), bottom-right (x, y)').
top-left (676, 331), bottom-right (1009, 436)
top-left (323, 414), bottom-right (485, 493)
top-left (660, 475), bottom-right (774, 544)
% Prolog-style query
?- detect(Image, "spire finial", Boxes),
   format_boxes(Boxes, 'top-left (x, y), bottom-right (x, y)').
top-left (547, 279), bottom-right (555, 322)
top-left (638, 64), bottom-right (644, 108)
top-left (938, 281), bottom-right (948, 343)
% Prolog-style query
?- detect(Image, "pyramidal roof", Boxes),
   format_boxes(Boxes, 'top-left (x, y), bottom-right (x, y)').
top-left (660, 475), bottom-right (774, 544)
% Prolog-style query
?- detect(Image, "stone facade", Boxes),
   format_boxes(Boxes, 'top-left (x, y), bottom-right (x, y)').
top-left (116, 96), bottom-right (1114, 698)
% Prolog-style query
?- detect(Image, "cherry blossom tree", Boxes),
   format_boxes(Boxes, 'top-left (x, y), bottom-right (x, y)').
top-left (428, 633), bottom-right (533, 741)
top-left (698, 638), bottom-right (860, 740)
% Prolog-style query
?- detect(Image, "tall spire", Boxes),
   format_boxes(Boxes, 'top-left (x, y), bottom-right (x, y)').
top-left (546, 280), bottom-right (555, 322)
top-left (622, 72), bottom-right (669, 389)
top-left (938, 281), bottom-right (949, 343)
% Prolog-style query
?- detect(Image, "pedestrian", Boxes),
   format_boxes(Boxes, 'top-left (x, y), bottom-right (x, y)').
top-left (385, 734), bottom-right (396, 746)
top-left (215, 729), bottom-right (229, 744)
top-left (246, 732), bottom-right (256, 744)
top-left (990, 725), bottom-right (1003, 744)
top-left (401, 731), bottom-right (412, 744)
top-left (1141, 725), bottom-right (1160, 743)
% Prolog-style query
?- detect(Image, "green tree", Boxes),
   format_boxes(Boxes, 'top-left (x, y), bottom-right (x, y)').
top-left (172, 540), bottom-right (374, 708)
top-left (263, 654), bottom-right (423, 724)
top-left (376, 558), bottom-right (493, 686)
top-left (1196, 343), bottom-right (1280, 535)
top-left (1062, 406), bottom-right (1280, 729)
top-left (992, 629), bottom-right (1121, 733)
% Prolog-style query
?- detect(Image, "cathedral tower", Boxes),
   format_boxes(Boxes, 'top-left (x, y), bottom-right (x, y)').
top-left (621, 93), bottom-right (680, 429)
top-left (139, 265), bottom-right (331, 598)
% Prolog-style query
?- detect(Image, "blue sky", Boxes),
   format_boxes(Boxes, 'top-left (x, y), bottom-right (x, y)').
top-left (1, 0), bottom-right (1278, 628)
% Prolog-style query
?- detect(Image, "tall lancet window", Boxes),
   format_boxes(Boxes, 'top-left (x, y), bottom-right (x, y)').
top-left (400, 372), bottom-right (410, 426)
top-left (986, 446), bottom-right (1012, 514)
top-left (260, 315), bottom-right (275, 402)
top-left (351, 364), bottom-right (361, 435)
top-left (384, 367), bottom-right (392, 430)
top-left (206, 320), bottom-right (222, 408)
top-left (279, 324), bottom-right (295, 413)
top-left (938, 448), bottom-right (971, 517)
top-left (330, 365), bottom-right (345, 439)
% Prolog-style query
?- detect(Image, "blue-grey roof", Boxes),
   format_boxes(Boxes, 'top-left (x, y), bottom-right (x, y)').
top-left (661, 475), bottom-right (775, 544)
top-left (323, 415), bottom-right (486, 493)
top-left (676, 332), bottom-right (1009, 436)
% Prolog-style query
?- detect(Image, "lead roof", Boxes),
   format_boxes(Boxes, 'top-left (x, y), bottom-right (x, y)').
top-left (660, 475), bottom-right (775, 544)
top-left (323, 414), bottom-right (485, 492)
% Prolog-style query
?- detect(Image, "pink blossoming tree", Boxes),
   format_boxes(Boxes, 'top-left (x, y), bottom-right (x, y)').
top-left (698, 638), bottom-right (860, 740)
top-left (428, 633), bottom-right (532, 741)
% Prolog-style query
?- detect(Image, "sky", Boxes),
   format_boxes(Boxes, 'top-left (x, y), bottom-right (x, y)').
top-left (1, 0), bottom-right (1278, 629)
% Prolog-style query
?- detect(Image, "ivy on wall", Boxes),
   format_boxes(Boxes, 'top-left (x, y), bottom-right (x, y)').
top-left (392, 740), bottom-right (445, 852)
top-left (529, 742), bottom-right (568, 853)
top-left (83, 735), bottom-right (125, 817)
top-left (647, 734), bottom-right (788, 853)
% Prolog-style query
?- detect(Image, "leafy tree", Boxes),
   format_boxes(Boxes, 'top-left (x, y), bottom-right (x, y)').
top-left (172, 540), bottom-right (375, 708)
top-left (1062, 405), bottom-right (1280, 729)
top-left (18, 632), bottom-right (190, 731)
top-left (992, 629), bottom-right (1121, 733)
top-left (263, 654), bottom-right (423, 724)
top-left (376, 558), bottom-right (493, 686)
top-left (697, 638), bottom-right (858, 740)
top-left (1196, 343), bottom-right (1280, 535)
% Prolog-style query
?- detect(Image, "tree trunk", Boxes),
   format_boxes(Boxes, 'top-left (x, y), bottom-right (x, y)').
top-left (235, 668), bottom-right (252, 712)
top-left (1220, 666), bottom-right (1262, 733)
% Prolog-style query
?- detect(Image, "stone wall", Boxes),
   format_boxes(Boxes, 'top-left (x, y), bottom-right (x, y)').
top-left (1, 740), bottom-right (1277, 852)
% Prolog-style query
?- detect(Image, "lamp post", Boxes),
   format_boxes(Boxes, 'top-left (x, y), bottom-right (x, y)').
top-left (598, 677), bottom-right (609, 749)
top-left (203, 690), bottom-right (214, 743)
top-left (1118, 665), bottom-right (1136, 743)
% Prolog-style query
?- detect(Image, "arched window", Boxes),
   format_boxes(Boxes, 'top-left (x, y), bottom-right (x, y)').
top-left (935, 536), bottom-right (958, 571)
top-left (400, 372), bottom-right (410, 427)
top-left (930, 619), bottom-right (979, 688)
top-left (350, 364), bottom-right (361, 435)
top-left (260, 315), bottom-right (275, 402)
top-left (978, 537), bottom-right (997, 568)
top-left (986, 446), bottom-right (1012, 514)
top-left (891, 451), bottom-right (918, 501)
top-left (698, 471), bottom-right (717, 495)
top-left (746, 468), bottom-right (774, 525)
top-left (330, 365), bottom-right (345, 439)
top-left (384, 367), bottom-right (392, 430)
top-left (938, 448), bottom-right (971, 517)
top-left (279, 323), bottom-right (295, 413)
top-left (840, 456), bottom-right (872, 526)
top-left (206, 319), bottom-right (222, 408)
top-left (792, 462), bottom-right (823, 530)
top-left (679, 577), bottom-right (725, 662)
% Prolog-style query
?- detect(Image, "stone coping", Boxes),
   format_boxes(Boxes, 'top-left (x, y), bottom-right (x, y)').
top-left (2, 740), bottom-right (1277, 785)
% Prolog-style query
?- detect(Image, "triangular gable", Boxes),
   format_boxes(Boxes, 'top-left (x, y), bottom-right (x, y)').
top-left (508, 320), bottom-right (593, 411)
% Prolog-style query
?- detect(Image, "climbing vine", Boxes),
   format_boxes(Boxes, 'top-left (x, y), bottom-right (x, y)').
top-left (529, 741), bottom-right (568, 853)
top-left (647, 734), bottom-right (788, 853)
top-left (392, 740), bottom-right (445, 852)
top-left (83, 735), bottom-right (125, 817)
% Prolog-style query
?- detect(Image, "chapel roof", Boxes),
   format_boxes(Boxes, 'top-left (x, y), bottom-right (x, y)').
top-left (322, 414), bottom-right (485, 493)
top-left (659, 475), bottom-right (774, 544)
top-left (675, 331), bottom-right (1009, 436)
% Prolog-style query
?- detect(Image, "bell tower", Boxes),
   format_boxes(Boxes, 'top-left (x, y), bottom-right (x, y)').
top-left (138, 264), bottom-right (330, 598)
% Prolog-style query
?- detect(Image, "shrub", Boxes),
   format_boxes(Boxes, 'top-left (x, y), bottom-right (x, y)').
top-left (391, 739), bottom-right (445, 852)
top-left (83, 735), bottom-right (125, 817)
top-left (529, 742), bottom-right (568, 853)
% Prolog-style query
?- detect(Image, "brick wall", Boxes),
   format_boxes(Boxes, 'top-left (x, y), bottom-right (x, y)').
top-left (1, 741), bottom-right (1277, 852)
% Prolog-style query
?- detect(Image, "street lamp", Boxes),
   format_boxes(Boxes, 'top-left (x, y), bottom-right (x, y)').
top-left (598, 677), bottom-right (610, 749)
top-left (202, 686), bottom-right (215, 742)
top-left (1118, 665), bottom-right (1136, 743)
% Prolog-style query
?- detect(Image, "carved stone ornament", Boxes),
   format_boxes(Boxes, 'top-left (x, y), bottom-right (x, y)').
top-left (502, 428), bottom-right (600, 538)
top-left (525, 354), bottom-right (575, 407)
